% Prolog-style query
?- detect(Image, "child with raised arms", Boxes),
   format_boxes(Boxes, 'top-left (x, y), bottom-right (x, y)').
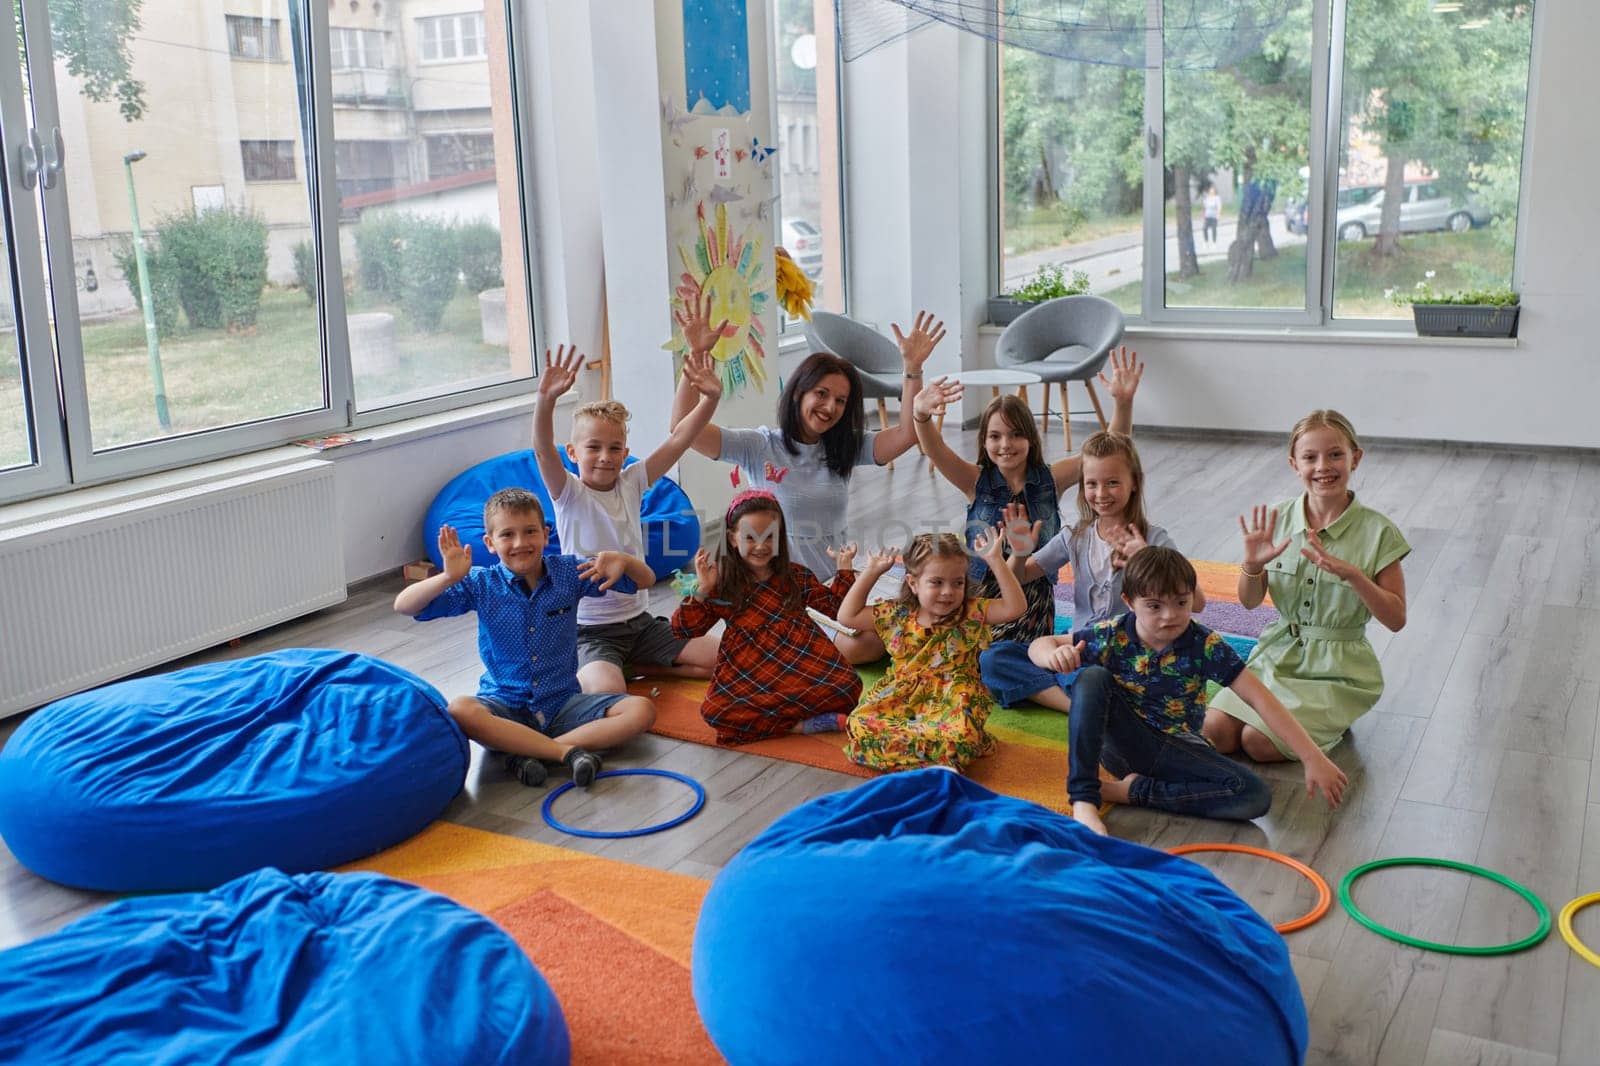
top-left (1205, 409), bottom-right (1408, 762)
top-left (533, 343), bottom-right (723, 695)
top-left (394, 489), bottom-right (657, 788)
top-left (837, 527), bottom-right (1025, 772)
top-left (671, 490), bottom-right (863, 744)
top-left (909, 350), bottom-right (1144, 645)
top-left (979, 430), bottom-right (1203, 709)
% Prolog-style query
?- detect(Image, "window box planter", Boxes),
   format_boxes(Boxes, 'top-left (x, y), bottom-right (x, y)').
top-left (1411, 302), bottom-right (1520, 339)
top-left (988, 296), bottom-right (1034, 326)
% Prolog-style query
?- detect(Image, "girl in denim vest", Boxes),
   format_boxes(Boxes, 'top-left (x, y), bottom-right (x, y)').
top-left (909, 349), bottom-right (1144, 643)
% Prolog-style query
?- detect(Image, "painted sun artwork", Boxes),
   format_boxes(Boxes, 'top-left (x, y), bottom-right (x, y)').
top-left (667, 201), bottom-right (769, 395)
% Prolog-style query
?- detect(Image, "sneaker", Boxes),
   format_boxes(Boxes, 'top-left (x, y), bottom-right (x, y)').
top-left (503, 754), bottom-right (548, 788)
top-left (796, 712), bottom-right (848, 734)
top-left (563, 747), bottom-right (602, 788)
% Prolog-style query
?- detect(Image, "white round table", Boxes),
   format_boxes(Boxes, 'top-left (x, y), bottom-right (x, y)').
top-left (936, 369), bottom-right (1044, 430)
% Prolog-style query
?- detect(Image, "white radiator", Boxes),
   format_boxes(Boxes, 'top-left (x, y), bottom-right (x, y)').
top-left (0, 460), bottom-right (346, 718)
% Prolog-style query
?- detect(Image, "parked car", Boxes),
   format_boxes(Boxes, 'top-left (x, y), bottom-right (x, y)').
top-left (782, 217), bottom-right (823, 278)
top-left (1284, 184), bottom-right (1382, 236)
top-left (1335, 182), bottom-right (1491, 241)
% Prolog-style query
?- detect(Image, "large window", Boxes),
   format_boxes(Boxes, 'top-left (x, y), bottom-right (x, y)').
top-left (772, 0), bottom-right (847, 327)
top-left (0, 0), bottom-right (539, 502)
top-left (996, 0), bottom-right (1537, 325)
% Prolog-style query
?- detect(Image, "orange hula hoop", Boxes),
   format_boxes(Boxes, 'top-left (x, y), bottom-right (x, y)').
top-left (1168, 843), bottom-right (1332, 935)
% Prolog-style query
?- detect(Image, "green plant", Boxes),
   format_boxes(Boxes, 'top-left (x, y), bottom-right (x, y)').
top-left (454, 221), bottom-right (503, 293)
top-left (397, 218), bottom-right (460, 331)
top-left (1005, 264), bottom-right (1092, 303)
top-left (111, 240), bottom-right (181, 334)
top-left (291, 239), bottom-right (317, 304)
top-left (156, 207), bottom-right (269, 329)
top-left (1387, 271), bottom-right (1517, 306)
top-left (353, 213), bottom-right (412, 302)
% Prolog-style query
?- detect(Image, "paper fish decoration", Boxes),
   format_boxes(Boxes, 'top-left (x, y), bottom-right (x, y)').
top-left (735, 148), bottom-right (747, 162)
top-left (707, 183), bottom-right (744, 205)
top-left (755, 193), bottom-right (782, 222)
top-left (694, 146), bottom-right (709, 159)
top-left (659, 96), bottom-right (696, 138)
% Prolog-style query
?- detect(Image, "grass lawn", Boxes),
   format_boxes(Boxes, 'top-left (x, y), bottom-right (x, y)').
top-left (1003, 204), bottom-right (1142, 257)
top-left (0, 286), bottom-right (516, 471)
top-left (1100, 228), bottom-right (1512, 317)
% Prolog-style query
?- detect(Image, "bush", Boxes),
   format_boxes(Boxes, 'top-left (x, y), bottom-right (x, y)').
top-left (156, 208), bottom-right (269, 329)
top-left (353, 213), bottom-right (411, 302)
top-left (291, 239), bottom-right (317, 304)
top-left (397, 217), bottom-right (460, 331)
top-left (455, 221), bottom-right (503, 293)
top-left (111, 241), bottom-right (182, 334)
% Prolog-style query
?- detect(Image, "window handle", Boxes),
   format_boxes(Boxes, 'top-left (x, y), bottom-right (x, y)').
top-left (18, 127), bottom-right (42, 190)
top-left (1147, 127), bottom-right (1160, 158)
top-left (40, 126), bottom-right (64, 189)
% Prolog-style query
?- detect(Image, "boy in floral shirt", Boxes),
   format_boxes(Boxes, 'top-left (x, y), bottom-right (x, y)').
top-left (1027, 546), bottom-right (1346, 835)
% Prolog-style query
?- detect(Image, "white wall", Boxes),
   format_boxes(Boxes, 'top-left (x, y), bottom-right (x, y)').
top-left (852, 4), bottom-right (1598, 447)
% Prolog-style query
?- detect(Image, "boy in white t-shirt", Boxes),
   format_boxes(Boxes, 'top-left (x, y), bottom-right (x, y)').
top-left (533, 344), bottom-right (724, 693)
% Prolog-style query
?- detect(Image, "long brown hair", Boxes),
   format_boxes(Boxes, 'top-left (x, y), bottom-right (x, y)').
top-left (975, 395), bottom-right (1047, 476)
top-left (896, 533), bottom-right (973, 626)
top-left (719, 491), bottom-right (802, 613)
top-left (1072, 431), bottom-right (1149, 538)
top-left (778, 353), bottom-right (865, 480)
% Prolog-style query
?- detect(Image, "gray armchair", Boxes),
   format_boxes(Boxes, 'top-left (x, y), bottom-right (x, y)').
top-left (802, 312), bottom-right (906, 467)
top-left (995, 295), bottom-right (1125, 448)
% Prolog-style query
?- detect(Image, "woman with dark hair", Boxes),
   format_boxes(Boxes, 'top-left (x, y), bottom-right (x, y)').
top-left (669, 295), bottom-right (942, 661)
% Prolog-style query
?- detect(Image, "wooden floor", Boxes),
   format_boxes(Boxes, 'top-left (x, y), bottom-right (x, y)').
top-left (4, 423), bottom-right (1599, 1065)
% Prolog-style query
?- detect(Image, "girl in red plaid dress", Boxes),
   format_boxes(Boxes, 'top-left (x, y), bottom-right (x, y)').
top-left (671, 491), bottom-right (863, 744)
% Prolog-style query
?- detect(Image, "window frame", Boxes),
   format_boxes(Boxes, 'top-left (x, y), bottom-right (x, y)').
top-left (240, 139), bottom-right (298, 182)
top-left (991, 0), bottom-right (1537, 331)
top-left (0, 0), bottom-right (543, 503)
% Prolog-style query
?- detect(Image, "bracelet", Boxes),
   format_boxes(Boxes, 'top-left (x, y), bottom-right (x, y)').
top-left (904, 371), bottom-right (923, 380)
top-left (1240, 565), bottom-right (1265, 578)
top-left (913, 414), bottom-right (933, 424)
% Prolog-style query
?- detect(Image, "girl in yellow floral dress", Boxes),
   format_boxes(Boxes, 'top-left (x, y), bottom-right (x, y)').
top-left (836, 528), bottom-right (1028, 771)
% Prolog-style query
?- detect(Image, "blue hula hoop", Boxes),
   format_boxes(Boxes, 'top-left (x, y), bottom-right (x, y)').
top-left (540, 768), bottom-right (706, 839)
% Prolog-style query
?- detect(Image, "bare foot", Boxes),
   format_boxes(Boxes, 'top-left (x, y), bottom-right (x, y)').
top-left (1099, 773), bottom-right (1140, 805)
top-left (1071, 800), bottom-right (1108, 836)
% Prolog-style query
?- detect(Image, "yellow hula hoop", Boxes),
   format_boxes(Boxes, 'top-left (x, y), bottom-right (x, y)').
top-left (1559, 892), bottom-right (1600, 968)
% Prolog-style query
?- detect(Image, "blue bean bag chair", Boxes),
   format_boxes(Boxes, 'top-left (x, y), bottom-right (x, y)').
top-left (424, 450), bottom-right (700, 578)
top-left (693, 770), bottom-right (1307, 1065)
top-left (0, 867), bottom-right (569, 1065)
top-left (0, 649), bottom-right (467, 892)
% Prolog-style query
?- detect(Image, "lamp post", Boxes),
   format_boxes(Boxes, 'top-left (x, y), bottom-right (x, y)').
top-left (123, 149), bottom-right (169, 431)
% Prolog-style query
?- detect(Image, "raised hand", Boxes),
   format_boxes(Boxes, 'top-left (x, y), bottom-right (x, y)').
top-left (890, 310), bottom-right (947, 373)
top-left (913, 376), bottom-right (963, 422)
top-left (539, 344), bottom-right (585, 401)
top-left (1097, 346), bottom-right (1144, 407)
top-left (1301, 528), bottom-right (1355, 581)
top-left (1304, 752), bottom-right (1349, 809)
top-left (827, 541), bottom-right (858, 573)
top-left (864, 546), bottom-right (900, 575)
top-left (1238, 505), bottom-right (1291, 573)
top-left (999, 501), bottom-right (1041, 557)
top-left (437, 524), bottom-right (473, 582)
top-left (1105, 523), bottom-right (1148, 571)
top-left (974, 521), bottom-right (1010, 567)
top-left (693, 548), bottom-right (719, 598)
top-left (1043, 639), bottom-right (1086, 674)
top-left (578, 551), bottom-right (627, 590)
top-left (674, 287), bottom-right (731, 357)
top-left (680, 348), bottom-right (723, 401)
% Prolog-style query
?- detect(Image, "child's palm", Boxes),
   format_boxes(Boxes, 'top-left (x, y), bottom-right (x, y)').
top-left (1239, 505), bottom-right (1290, 570)
top-left (693, 549), bottom-right (719, 596)
top-left (540, 344), bottom-right (583, 398)
top-left (438, 526), bottom-right (473, 580)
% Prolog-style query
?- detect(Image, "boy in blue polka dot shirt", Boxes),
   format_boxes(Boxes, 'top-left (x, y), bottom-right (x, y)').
top-left (395, 488), bottom-right (658, 787)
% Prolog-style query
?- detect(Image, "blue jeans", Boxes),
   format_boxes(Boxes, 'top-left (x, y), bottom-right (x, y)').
top-left (980, 641), bottom-right (1078, 707)
top-left (1068, 667), bottom-right (1271, 821)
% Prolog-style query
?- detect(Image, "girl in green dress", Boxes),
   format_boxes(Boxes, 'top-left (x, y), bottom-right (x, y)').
top-left (1204, 410), bottom-right (1409, 761)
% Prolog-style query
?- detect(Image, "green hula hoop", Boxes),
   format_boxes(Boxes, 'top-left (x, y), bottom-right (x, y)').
top-left (1338, 857), bottom-right (1551, 956)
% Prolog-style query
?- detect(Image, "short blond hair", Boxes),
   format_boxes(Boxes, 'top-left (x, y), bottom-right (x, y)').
top-left (572, 400), bottom-right (631, 434)
top-left (1288, 409), bottom-right (1359, 454)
